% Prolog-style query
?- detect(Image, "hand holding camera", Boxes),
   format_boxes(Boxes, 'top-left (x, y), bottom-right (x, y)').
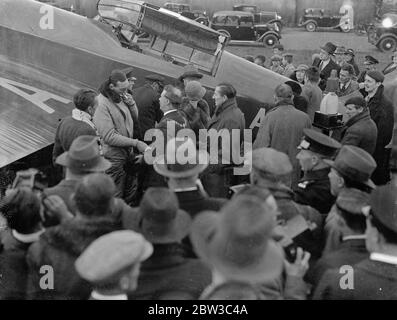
top-left (284, 247), bottom-right (311, 277)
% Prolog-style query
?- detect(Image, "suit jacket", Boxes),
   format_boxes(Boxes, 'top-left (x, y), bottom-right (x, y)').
top-left (336, 80), bottom-right (359, 97)
top-left (132, 84), bottom-right (162, 141)
top-left (313, 258), bottom-right (397, 300)
top-left (306, 238), bottom-right (368, 289)
top-left (294, 168), bottom-right (335, 214)
top-left (313, 57), bottom-right (341, 91)
top-left (334, 109), bottom-right (378, 155)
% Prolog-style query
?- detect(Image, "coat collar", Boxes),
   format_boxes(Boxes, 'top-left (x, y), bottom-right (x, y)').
top-left (345, 109), bottom-right (371, 127)
top-left (367, 85), bottom-right (384, 104)
top-left (301, 167), bottom-right (330, 182)
top-left (213, 98), bottom-right (237, 117)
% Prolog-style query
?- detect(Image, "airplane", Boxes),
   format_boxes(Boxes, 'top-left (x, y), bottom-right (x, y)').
top-left (0, 0), bottom-right (291, 172)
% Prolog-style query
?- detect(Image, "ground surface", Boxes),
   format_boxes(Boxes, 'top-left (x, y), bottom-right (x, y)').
top-left (226, 27), bottom-right (391, 71)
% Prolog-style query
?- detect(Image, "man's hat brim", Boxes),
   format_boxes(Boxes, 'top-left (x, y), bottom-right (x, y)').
top-left (190, 211), bottom-right (284, 283)
top-left (134, 209), bottom-right (192, 244)
top-left (153, 150), bottom-right (209, 178)
top-left (178, 72), bottom-right (203, 82)
top-left (324, 159), bottom-right (376, 189)
top-left (56, 152), bottom-right (111, 172)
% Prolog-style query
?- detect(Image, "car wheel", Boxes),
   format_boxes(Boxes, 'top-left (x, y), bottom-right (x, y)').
top-left (305, 22), bottom-right (316, 32)
top-left (378, 36), bottom-right (397, 52)
top-left (262, 34), bottom-right (278, 47)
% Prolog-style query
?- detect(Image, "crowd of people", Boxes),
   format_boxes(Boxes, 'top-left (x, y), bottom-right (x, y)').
top-left (0, 39), bottom-right (397, 300)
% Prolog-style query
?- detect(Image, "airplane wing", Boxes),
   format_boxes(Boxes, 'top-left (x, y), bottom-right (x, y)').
top-left (0, 60), bottom-right (78, 168)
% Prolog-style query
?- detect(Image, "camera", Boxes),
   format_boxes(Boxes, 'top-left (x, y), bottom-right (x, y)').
top-left (11, 169), bottom-right (47, 191)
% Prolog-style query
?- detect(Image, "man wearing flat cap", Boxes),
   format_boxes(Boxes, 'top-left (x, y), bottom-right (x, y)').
top-left (270, 55), bottom-right (285, 75)
top-left (313, 180), bottom-right (397, 299)
top-left (254, 84), bottom-right (312, 188)
top-left (333, 96), bottom-right (377, 155)
top-left (75, 230), bottom-right (153, 300)
top-left (131, 73), bottom-right (165, 142)
top-left (294, 129), bottom-right (341, 214)
top-left (362, 70), bottom-right (394, 185)
top-left (308, 188), bottom-right (370, 293)
top-left (313, 42), bottom-right (341, 91)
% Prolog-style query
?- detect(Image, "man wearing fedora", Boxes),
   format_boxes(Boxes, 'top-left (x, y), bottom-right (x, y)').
top-left (94, 70), bottom-right (149, 204)
top-left (26, 173), bottom-right (122, 299)
top-left (132, 74), bottom-right (165, 142)
top-left (307, 188), bottom-right (370, 291)
top-left (45, 135), bottom-right (134, 225)
top-left (294, 129), bottom-right (341, 215)
top-left (362, 70), bottom-right (394, 185)
top-left (313, 182), bottom-right (397, 299)
top-left (334, 46), bottom-right (346, 68)
top-left (124, 188), bottom-right (212, 300)
top-left (312, 42), bottom-right (340, 91)
top-left (285, 80), bottom-right (309, 114)
top-left (75, 230), bottom-right (153, 300)
top-left (153, 137), bottom-right (225, 221)
top-left (191, 195), bottom-right (309, 300)
top-left (333, 97), bottom-right (377, 155)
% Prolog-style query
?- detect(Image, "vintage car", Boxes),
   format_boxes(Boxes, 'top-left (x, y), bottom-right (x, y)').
top-left (368, 13), bottom-right (397, 52)
top-left (298, 7), bottom-right (352, 32)
top-left (232, 4), bottom-right (283, 31)
top-left (163, 2), bottom-right (209, 25)
top-left (210, 11), bottom-right (281, 47)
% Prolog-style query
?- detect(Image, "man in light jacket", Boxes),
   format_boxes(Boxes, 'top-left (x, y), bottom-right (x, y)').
top-left (93, 70), bottom-right (148, 204)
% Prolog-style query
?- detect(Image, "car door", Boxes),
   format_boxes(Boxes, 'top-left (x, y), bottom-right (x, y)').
top-left (238, 16), bottom-right (256, 40)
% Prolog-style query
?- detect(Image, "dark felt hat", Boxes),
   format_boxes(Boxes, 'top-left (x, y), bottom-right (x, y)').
top-left (324, 145), bottom-right (376, 189)
top-left (320, 42), bottom-right (337, 55)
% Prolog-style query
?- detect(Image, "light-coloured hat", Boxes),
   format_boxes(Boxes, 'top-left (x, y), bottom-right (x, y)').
top-left (153, 137), bottom-right (209, 179)
top-left (185, 81), bottom-right (206, 101)
top-left (75, 230), bottom-right (153, 283)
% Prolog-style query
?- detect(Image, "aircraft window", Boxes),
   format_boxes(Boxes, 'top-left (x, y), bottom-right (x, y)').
top-left (98, 0), bottom-right (141, 26)
top-left (190, 50), bottom-right (215, 70)
top-left (151, 37), bottom-right (167, 52)
top-left (164, 41), bottom-right (193, 61)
